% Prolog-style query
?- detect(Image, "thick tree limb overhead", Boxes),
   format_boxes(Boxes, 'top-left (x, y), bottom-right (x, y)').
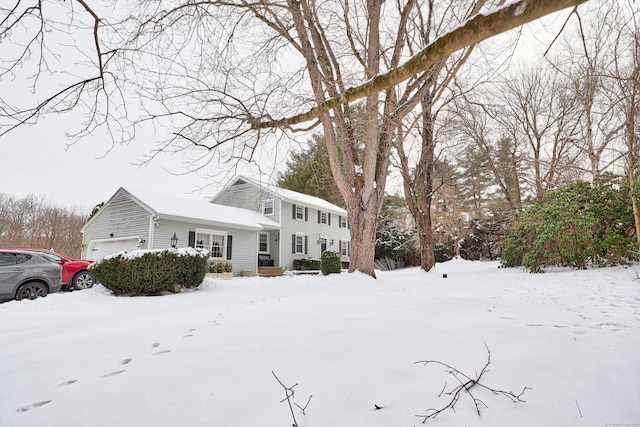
top-left (250, 0), bottom-right (588, 129)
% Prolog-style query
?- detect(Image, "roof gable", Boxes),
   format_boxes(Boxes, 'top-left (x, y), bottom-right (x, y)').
top-left (84, 187), bottom-right (279, 232)
top-left (219, 176), bottom-right (347, 215)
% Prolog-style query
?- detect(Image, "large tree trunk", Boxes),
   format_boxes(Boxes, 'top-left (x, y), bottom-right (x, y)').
top-left (347, 203), bottom-right (380, 276)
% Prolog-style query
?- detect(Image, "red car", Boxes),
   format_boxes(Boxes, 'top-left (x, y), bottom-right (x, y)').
top-left (0, 248), bottom-right (95, 290)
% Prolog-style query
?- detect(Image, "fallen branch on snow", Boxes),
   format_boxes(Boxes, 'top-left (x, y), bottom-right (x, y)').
top-left (272, 371), bottom-right (313, 426)
top-left (414, 344), bottom-right (531, 423)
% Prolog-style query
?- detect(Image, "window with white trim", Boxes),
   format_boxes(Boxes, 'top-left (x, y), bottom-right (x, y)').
top-left (295, 233), bottom-right (305, 254)
top-left (339, 239), bottom-right (350, 257)
top-left (262, 199), bottom-right (274, 215)
top-left (295, 205), bottom-right (305, 220)
top-left (259, 232), bottom-right (269, 253)
top-left (320, 211), bottom-right (328, 225)
top-left (196, 229), bottom-right (227, 259)
top-left (339, 215), bottom-right (347, 228)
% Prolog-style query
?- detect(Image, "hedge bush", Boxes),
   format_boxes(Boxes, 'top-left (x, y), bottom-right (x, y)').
top-left (90, 248), bottom-right (209, 295)
top-left (321, 250), bottom-right (342, 275)
top-left (208, 261), bottom-right (233, 273)
top-left (293, 257), bottom-right (321, 270)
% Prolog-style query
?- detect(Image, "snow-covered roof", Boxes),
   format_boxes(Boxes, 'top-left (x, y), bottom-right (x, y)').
top-left (106, 187), bottom-right (280, 231)
top-left (229, 176), bottom-right (347, 215)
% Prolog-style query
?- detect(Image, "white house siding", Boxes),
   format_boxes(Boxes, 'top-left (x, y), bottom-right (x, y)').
top-left (279, 201), bottom-right (351, 270)
top-left (157, 219), bottom-right (259, 276)
top-left (212, 181), bottom-right (281, 221)
top-left (82, 198), bottom-right (151, 259)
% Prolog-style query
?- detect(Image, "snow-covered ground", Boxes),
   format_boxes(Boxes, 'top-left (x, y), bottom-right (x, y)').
top-left (1, 259), bottom-right (639, 426)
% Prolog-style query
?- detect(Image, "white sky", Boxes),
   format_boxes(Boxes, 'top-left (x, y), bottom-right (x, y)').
top-left (0, 6), bottom-right (574, 213)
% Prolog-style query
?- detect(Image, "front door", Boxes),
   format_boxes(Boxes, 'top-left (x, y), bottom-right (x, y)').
top-left (320, 238), bottom-right (327, 254)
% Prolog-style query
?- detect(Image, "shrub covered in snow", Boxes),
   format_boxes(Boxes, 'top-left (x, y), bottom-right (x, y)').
top-left (90, 248), bottom-right (209, 295)
top-left (208, 260), bottom-right (232, 273)
top-left (320, 250), bottom-right (341, 275)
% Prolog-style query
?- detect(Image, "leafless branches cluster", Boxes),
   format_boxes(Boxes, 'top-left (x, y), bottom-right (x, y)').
top-left (415, 344), bottom-right (531, 423)
top-left (0, 0), bottom-right (590, 276)
top-left (0, 193), bottom-right (87, 257)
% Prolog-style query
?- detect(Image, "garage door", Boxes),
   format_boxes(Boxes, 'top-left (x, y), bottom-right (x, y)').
top-left (87, 237), bottom-right (141, 261)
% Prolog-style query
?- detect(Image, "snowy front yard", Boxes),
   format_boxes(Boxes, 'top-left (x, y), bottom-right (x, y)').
top-left (1, 259), bottom-right (639, 426)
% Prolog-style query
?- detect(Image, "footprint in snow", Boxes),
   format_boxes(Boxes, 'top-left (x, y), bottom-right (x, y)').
top-left (56, 380), bottom-right (78, 388)
top-left (16, 400), bottom-right (53, 412)
top-left (153, 350), bottom-right (172, 356)
top-left (151, 343), bottom-right (160, 348)
top-left (121, 358), bottom-right (132, 365)
top-left (102, 370), bottom-right (126, 378)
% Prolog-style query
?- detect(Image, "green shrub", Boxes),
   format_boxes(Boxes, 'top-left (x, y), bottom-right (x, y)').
top-left (208, 261), bottom-right (232, 273)
top-left (293, 257), bottom-right (321, 270)
top-left (501, 179), bottom-right (638, 272)
top-left (90, 248), bottom-right (208, 295)
top-left (321, 250), bottom-right (342, 275)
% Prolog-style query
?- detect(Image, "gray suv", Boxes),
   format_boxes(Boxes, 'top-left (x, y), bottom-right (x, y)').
top-left (0, 250), bottom-right (63, 301)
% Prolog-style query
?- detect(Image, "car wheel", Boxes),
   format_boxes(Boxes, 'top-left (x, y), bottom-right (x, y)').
top-left (15, 282), bottom-right (48, 300)
top-left (72, 271), bottom-right (96, 290)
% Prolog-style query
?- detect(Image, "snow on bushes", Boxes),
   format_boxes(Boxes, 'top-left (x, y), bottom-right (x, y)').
top-left (89, 248), bottom-right (209, 295)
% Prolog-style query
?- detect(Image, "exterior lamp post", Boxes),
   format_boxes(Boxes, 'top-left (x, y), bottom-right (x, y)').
top-left (170, 232), bottom-right (179, 248)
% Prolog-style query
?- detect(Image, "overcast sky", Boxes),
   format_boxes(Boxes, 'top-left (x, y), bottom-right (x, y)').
top-left (0, 6), bottom-right (572, 214)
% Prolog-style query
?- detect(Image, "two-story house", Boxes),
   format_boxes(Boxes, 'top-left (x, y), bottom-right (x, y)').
top-left (80, 177), bottom-right (350, 276)
top-left (211, 176), bottom-right (351, 272)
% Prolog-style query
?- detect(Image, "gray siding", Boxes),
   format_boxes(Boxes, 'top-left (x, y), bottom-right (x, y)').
top-left (212, 181), bottom-right (281, 220)
top-left (158, 219), bottom-right (258, 276)
top-left (82, 198), bottom-right (151, 258)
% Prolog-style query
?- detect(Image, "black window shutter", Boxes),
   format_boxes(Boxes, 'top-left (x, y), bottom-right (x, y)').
top-left (188, 231), bottom-right (196, 247)
top-left (338, 215), bottom-right (342, 228)
top-left (305, 207), bottom-right (308, 221)
top-left (292, 234), bottom-right (296, 253)
top-left (328, 213), bottom-right (331, 226)
top-left (304, 235), bottom-right (308, 254)
top-left (292, 204), bottom-right (297, 219)
top-left (226, 235), bottom-right (233, 260)
top-left (317, 210), bottom-right (321, 224)
top-left (339, 240), bottom-right (343, 254)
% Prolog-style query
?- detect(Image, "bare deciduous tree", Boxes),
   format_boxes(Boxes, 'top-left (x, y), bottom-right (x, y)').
top-left (0, 0), bottom-right (588, 276)
top-left (0, 193), bottom-right (87, 257)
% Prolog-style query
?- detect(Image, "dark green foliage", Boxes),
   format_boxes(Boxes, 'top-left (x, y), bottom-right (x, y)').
top-left (375, 195), bottom-right (417, 266)
top-left (278, 134), bottom-right (345, 208)
top-left (321, 250), bottom-right (342, 275)
top-left (435, 242), bottom-right (455, 262)
top-left (90, 248), bottom-right (209, 295)
top-left (293, 257), bottom-right (322, 270)
top-left (461, 211), bottom-right (512, 261)
top-left (501, 179), bottom-right (638, 272)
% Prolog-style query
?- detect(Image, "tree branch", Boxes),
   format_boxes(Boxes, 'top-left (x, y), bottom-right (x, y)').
top-left (251, 0), bottom-right (588, 129)
top-left (415, 344), bottom-right (531, 422)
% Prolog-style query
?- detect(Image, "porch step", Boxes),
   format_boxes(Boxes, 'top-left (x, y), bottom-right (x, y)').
top-left (259, 266), bottom-right (285, 277)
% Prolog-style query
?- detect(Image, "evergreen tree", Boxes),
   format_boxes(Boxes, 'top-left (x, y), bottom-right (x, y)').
top-left (278, 135), bottom-right (345, 208)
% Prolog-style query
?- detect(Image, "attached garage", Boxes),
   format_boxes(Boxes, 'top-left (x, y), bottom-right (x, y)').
top-left (86, 236), bottom-right (141, 261)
